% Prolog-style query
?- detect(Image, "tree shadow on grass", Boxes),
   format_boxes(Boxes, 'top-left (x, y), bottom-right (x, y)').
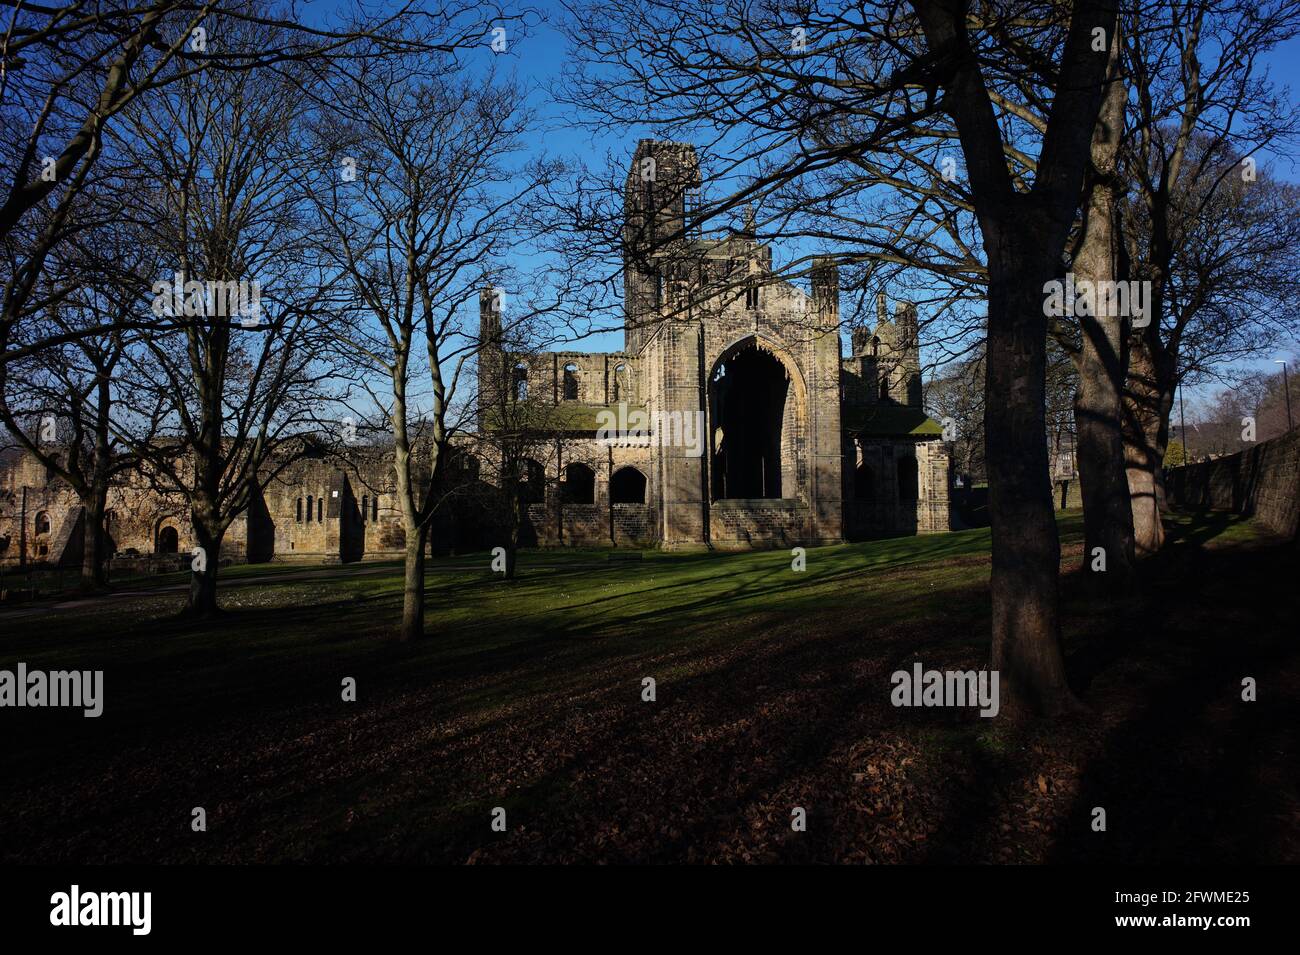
top-left (1047, 536), bottom-right (1300, 864)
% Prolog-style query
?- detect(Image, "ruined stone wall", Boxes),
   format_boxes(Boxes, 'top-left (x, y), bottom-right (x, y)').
top-left (464, 437), bottom-right (657, 549)
top-left (709, 499), bottom-right (811, 548)
top-left (0, 456), bottom-right (193, 569)
top-left (915, 440), bottom-right (951, 533)
top-left (690, 274), bottom-right (843, 548)
top-left (842, 437), bottom-right (950, 539)
top-left (646, 320), bottom-right (708, 548)
top-left (1166, 427), bottom-right (1300, 540)
top-left (505, 351), bottom-right (641, 407)
top-left (263, 453), bottom-right (406, 562)
top-left (0, 447), bottom-right (410, 571)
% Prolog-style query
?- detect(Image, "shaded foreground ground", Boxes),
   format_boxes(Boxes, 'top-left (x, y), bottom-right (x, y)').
top-left (1, 510), bottom-right (1296, 864)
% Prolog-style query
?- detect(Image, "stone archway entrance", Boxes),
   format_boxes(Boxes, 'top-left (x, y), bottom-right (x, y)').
top-left (708, 340), bottom-right (804, 500)
top-left (157, 525), bottom-right (179, 554)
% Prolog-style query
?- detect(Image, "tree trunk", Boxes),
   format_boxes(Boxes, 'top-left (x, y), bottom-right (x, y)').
top-left (1124, 334), bottom-right (1174, 555)
top-left (398, 524), bottom-right (427, 641)
top-left (985, 241), bottom-right (1078, 716)
top-left (1072, 40), bottom-right (1137, 592)
top-left (186, 521), bottom-right (223, 617)
top-left (79, 487), bottom-right (110, 591)
top-left (1075, 354), bottom-right (1138, 584)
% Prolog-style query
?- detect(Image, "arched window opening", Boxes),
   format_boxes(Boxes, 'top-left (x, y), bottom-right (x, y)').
top-left (317, 497), bottom-right (324, 522)
top-left (898, 456), bottom-right (919, 503)
top-left (34, 511), bottom-right (50, 535)
top-left (306, 495), bottom-right (314, 523)
top-left (157, 525), bottom-right (179, 554)
top-left (361, 495), bottom-right (369, 522)
top-left (296, 498), bottom-right (303, 523)
top-left (562, 363), bottom-right (580, 401)
top-left (448, 450), bottom-right (481, 483)
top-left (513, 364), bottom-right (529, 402)
top-left (519, 458), bottom-right (546, 505)
top-left (372, 496), bottom-right (379, 521)
top-left (709, 346), bottom-right (790, 499)
top-left (610, 467), bottom-right (647, 504)
top-left (563, 463), bottom-right (596, 504)
top-left (612, 363), bottom-right (627, 402)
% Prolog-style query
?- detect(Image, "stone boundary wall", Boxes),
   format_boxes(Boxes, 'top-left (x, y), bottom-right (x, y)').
top-left (1166, 426), bottom-right (1300, 541)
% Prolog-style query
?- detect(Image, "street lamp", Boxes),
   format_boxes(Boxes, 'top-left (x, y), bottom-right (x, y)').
top-left (1275, 360), bottom-right (1293, 431)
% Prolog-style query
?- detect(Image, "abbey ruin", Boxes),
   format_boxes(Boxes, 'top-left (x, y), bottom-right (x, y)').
top-left (0, 141), bottom-right (950, 571)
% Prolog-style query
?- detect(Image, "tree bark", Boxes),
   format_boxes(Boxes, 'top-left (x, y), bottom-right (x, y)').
top-left (79, 486), bottom-right (110, 590)
top-left (1072, 36), bottom-right (1137, 591)
top-left (398, 524), bottom-right (427, 641)
top-left (985, 240), bottom-right (1079, 715)
top-left (186, 521), bottom-right (223, 617)
top-left (1124, 333), bottom-right (1174, 555)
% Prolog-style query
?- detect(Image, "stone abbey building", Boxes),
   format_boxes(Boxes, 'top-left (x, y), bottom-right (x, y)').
top-left (0, 140), bottom-right (949, 570)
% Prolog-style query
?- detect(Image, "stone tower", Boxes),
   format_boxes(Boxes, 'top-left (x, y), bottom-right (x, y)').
top-left (622, 140), bottom-right (702, 355)
top-left (850, 296), bottom-right (922, 407)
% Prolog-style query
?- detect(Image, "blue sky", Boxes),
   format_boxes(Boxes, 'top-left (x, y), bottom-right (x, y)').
top-left (493, 5), bottom-right (1300, 394)
top-left (323, 1), bottom-right (1300, 402)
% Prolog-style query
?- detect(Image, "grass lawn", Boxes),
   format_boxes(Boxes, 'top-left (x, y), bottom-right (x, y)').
top-left (1, 509), bottom-right (1295, 863)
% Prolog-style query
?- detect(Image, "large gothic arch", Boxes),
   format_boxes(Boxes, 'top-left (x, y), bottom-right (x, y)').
top-left (707, 335), bottom-right (809, 502)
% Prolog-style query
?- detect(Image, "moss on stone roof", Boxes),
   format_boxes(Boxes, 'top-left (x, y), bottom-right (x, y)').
top-left (482, 403), bottom-right (647, 433)
top-left (843, 404), bottom-right (945, 438)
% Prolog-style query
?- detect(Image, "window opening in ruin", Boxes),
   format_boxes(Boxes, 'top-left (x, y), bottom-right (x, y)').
top-left (709, 346), bottom-right (789, 499)
top-left (610, 467), bottom-right (647, 504)
top-left (562, 463), bottom-right (596, 504)
top-left (519, 459), bottom-right (545, 505)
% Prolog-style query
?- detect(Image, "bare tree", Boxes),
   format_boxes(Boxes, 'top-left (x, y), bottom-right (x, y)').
top-left (0, 0), bottom-right (491, 368)
top-left (0, 238), bottom-right (154, 588)
top-left (115, 29), bottom-right (340, 616)
top-left (306, 55), bottom-right (547, 640)
top-left (1120, 0), bottom-right (1300, 553)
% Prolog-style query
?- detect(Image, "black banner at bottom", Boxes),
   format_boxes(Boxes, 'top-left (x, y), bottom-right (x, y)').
top-left (0, 864), bottom-right (1293, 941)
